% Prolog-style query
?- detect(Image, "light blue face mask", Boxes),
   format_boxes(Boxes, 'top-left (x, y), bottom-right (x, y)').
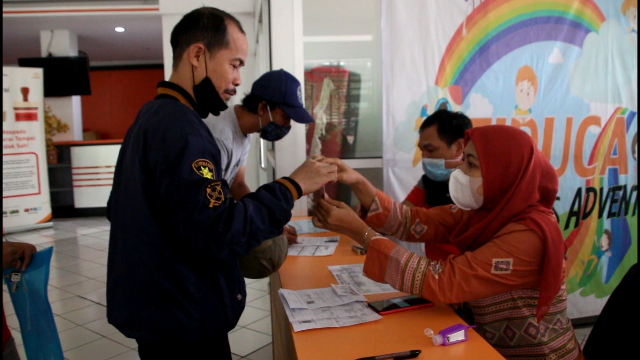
top-left (421, 158), bottom-right (456, 182)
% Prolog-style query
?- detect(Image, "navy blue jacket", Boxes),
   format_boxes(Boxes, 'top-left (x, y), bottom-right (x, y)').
top-left (106, 81), bottom-right (301, 341)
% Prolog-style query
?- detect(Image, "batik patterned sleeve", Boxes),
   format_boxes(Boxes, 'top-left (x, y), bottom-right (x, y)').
top-left (363, 224), bottom-right (544, 304)
top-left (363, 237), bottom-right (430, 294)
top-left (359, 189), bottom-right (461, 243)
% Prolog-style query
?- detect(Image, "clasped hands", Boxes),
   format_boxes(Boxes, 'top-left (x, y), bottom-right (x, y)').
top-left (310, 156), bottom-right (369, 243)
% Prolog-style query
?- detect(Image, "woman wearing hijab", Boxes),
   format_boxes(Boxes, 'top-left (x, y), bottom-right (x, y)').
top-left (313, 125), bottom-right (582, 359)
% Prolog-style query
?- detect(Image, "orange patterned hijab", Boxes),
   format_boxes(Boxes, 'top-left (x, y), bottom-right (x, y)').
top-left (425, 125), bottom-right (565, 322)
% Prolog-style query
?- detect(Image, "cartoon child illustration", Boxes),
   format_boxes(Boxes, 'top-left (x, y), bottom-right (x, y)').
top-left (582, 229), bottom-right (613, 285)
top-left (596, 230), bottom-right (613, 283)
top-left (622, 0), bottom-right (638, 33)
top-left (513, 65), bottom-right (538, 117)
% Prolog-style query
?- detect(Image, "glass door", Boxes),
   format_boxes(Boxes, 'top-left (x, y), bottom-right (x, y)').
top-left (302, 0), bottom-right (383, 209)
top-left (254, 0), bottom-right (274, 186)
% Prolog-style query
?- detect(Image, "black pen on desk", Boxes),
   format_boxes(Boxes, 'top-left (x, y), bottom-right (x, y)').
top-left (355, 349), bottom-right (421, 360)
top-left (324, 239), bottom-right (338, 242)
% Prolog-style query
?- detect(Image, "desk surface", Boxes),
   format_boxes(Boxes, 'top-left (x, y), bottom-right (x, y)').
top-left (273, 220), bottom-right (506, 360)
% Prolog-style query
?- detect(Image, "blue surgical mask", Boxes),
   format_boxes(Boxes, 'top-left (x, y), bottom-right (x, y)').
top-left (421, 158), bottom-right (456, 181)
top-left (259, 105), bottom-right (291, 141)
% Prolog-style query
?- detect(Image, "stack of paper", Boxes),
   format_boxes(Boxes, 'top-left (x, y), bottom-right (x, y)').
top-left (328, 264), bottom-right (397, 295)
top-left (287, 219), bottom-right (329, 234)
top-left (287, 236), bottom-right (339, 256)
top-left (278, 286), bottom-right (382, 332)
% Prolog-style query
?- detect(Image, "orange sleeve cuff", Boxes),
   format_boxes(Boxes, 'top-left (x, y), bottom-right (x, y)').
top-left (276, 177), bottom-right (301, 201)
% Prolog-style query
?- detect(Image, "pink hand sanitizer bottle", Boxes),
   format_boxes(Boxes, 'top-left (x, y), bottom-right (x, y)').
top-left (425, 323), bottom-right (476, 346)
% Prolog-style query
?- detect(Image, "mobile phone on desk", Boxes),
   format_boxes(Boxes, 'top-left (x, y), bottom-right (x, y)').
top-left (367, 295), bottom-right (434, 315)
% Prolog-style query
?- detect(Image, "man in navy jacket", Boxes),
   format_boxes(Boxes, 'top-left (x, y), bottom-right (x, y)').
top-left (106, 7), bottom-right (336, 359)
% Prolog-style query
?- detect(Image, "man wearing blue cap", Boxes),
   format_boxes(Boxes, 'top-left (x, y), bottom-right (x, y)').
top-left (205, 69), bottom-right (314, 203)
top-left (204, 69), bottom-right (314, 278)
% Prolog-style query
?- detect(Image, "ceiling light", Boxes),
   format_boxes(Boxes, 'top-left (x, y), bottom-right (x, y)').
top-left (115, 27), bottom-right (125, 33)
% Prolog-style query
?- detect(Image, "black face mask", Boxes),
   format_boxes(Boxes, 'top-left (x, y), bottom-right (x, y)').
top-left (192, 56), bottom-right (228, 118)
top-left (259, 105), bottom-right (291, 141)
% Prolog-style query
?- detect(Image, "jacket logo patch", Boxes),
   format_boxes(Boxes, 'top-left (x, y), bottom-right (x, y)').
top-left (492, 258), bottom-right (513, 274)
top-left (192, 159), bottom-right (215, 179)
top-left (206, 181), bottom-right (225, 207)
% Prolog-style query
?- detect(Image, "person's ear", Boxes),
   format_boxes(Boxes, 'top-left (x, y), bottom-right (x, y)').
top-left (188, 43), bottom-right (205, 68)
top-left (257, 101), bottom-right (267, 116)
top-left (453, 138), bottom-right (465, 157)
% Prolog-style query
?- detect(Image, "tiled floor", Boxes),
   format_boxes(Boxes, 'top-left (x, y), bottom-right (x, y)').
top-left (3, 216), bottom-right (274, 360)
top-left (4, 216), bottom-right (594, 360)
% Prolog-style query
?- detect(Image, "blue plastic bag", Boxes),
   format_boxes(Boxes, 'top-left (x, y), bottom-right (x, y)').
top-left (3, 246), bottom-right (64, 360)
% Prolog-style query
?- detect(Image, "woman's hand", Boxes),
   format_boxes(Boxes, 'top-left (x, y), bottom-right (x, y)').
top-left (312, 197), bottom-right (369, 242)
top-left (313, 156), bottom-right (363, 186)
top-left (312, 156), bottom-right (378, 210)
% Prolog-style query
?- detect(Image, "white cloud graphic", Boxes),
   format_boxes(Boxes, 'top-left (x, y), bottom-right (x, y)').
top-left (465, 93), bottom-right (494, 118)
top-left (570, 20), bottom-right (638, 111)
top-left (394, 85), bottom-right (463, 154)
top-left (548, 47), bottom-right (564, 64)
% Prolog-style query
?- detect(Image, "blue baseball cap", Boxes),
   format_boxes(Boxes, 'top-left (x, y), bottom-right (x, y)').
top-left (250, 69), bottom-right (314, 124)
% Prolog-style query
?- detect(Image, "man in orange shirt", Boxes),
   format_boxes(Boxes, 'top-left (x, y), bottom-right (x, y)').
top-left (402, 109), bottom-right (471, 209)
top-left (399, 109), bottom-right (471, 255)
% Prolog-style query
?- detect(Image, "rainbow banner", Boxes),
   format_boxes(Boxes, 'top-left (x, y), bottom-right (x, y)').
top-left (382, 0), bottom-right (637, 319)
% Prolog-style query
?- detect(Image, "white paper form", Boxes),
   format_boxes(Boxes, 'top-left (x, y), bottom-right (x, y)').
top-left (287, 236), bottom-right (339, 256)
top-left (279, 287), bottom-right (367, 310)
top-left (278, 291), bottom-right (382, 332)
top-left (287, 219), bottom-right (329, 234)
top-left (328, 264), bottom-right (397, 295)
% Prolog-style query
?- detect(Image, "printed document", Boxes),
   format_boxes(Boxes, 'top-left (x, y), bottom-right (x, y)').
top-left (279, 287), bottom-right (367, 310)
top-left (328, 264), bottom-right (396, 295)
top-left (287, 219), bottom-right (329, 234)
top-left (287, 236), bottom-right (339, 256)
top-left (278, 290), bottom-right (381, 332)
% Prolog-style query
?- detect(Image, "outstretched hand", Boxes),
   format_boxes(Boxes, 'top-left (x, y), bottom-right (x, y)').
top-left (312, 197), bottom-right (367, 240)
top-left (313, 156), bottom-right (363, 186)
top-left (289, 157), bottom-right (337, 195)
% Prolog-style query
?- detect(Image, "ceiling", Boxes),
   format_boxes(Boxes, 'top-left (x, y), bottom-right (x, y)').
top-left (3, 14), bottom-right (164, 66)
top-left (2, 0), bottom-right (253, 67)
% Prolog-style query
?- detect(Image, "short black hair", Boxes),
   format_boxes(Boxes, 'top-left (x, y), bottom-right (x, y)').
top-left (170, 7), bottom-right (245, 70)
top-left (241, 93), bottom-right (279, 114)
top-left (419, 109), bottom-right (472, 147)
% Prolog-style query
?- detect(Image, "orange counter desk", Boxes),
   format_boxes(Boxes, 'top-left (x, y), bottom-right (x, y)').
top-left (270, 220), bottom-right (506, 360)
